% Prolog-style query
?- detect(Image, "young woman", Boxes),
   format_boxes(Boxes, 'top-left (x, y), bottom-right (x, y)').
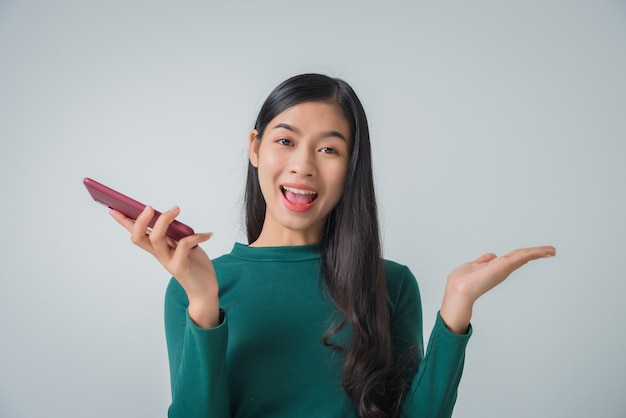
top-left (111, 73), bottom-right (555, 418)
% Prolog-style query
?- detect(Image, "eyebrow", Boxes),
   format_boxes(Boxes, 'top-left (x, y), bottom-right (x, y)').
top-left (272, 122), bottom-right (348, 142)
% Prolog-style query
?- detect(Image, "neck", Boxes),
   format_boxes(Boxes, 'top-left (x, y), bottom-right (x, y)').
top-left (250, 223), bottom-right (323, 247)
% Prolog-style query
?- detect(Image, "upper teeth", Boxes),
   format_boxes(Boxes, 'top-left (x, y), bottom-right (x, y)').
top-left (283, 186), bottom-right (316, 195)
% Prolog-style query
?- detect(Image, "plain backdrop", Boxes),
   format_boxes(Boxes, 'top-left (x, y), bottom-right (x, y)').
top-left (1, 1), bottom-right (625, 417)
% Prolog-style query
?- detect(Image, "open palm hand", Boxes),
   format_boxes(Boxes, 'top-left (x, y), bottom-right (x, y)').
top-left (441, 245), bottom-right (556, 333)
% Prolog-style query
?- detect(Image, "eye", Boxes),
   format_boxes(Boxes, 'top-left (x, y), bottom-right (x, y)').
top-left (319, 146), bottom-right (339, 155)
top-left (277, 138), bottom-right (293, 146)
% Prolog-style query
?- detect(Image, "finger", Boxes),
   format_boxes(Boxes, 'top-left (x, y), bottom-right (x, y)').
top-left (165, 237), bottom-right (178, 249)
top-left (472, 253), bottom-right (497, 264)
top-left (149, 205), bottom-right (179, 239)
top-left (177, 232), bottom-right (213, 251)
top-left (503, 246), bottom-right (556, 265)
top-left (504, 245), bottom-right (555, 256)
top-left (536, 245), bottom-right (556, 257)
top-left (490, 246), bottom-right (555, 277)
top-left (130, 206), bottom-right (155, 251)
top-left (165, 232), bottom-right (213, 249)
top-left (169, 232), bottom-right (213, 269)
top-left (149, 205), bottom-right (182, 260)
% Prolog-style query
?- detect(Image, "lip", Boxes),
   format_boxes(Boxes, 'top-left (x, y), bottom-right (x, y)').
top-left (281, 183), bottom-right (317, 193)
top-left (281, 183), bottom-right (318, 212)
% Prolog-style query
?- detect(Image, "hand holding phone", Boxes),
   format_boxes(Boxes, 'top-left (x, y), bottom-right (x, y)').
top-left (85, 177), bottom-right (220, 327)
top-left (83, 177), bottom-right (195, 241)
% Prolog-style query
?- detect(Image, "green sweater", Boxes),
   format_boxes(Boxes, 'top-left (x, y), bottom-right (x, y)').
top-left (164, 244), bottom-right (471, 417)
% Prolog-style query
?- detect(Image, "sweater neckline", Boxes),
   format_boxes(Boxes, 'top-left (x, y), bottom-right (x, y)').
top-left (230, 242), bottom-right (321, 262)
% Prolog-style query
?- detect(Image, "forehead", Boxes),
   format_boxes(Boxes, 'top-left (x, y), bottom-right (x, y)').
top-left (267, 101), bottom-right (351, 138)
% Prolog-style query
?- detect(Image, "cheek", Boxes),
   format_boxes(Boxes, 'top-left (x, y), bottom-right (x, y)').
top-left (256, 154), bottom-right (284, 195)
top-left (328, 165), bottom-right (349, 197)
top-left (257, 146), bottom-right (282, 170)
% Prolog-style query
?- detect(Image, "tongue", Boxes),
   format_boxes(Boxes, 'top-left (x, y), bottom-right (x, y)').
top-left (285, 190), bottom-right (313, 206)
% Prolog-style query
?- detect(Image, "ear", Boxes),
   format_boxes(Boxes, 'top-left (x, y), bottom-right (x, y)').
top-left (248, 129), bottom-right (260, 168)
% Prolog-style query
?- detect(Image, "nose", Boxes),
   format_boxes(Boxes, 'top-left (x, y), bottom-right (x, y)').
top-left (289, 146), bottom-right (316, 177)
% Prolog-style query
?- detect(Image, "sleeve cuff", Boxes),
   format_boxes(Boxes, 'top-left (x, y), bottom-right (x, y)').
top-left (186, 309), bottom-right (228, 334)
top-left (436, 311), bottom-right (473, 339)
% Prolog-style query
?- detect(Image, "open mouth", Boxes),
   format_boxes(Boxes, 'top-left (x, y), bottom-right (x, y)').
top-left (281, 186), bottom-right (318, 206)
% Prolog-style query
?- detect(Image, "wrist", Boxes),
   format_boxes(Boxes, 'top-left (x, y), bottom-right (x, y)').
top-left (188, 296), bottom-right (221, 329)
top-left (440, 286), bottom-right (474, 334)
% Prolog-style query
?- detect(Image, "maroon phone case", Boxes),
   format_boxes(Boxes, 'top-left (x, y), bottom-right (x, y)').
top-left (83, 177), bottom-right (195, 241)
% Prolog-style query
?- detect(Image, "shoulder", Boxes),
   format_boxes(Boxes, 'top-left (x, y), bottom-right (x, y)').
top-left (383, 259), bottom-right (423, 345)
top-left (383, 259), bottom-right (421, 312)
top-left (383, 259), bottom-right (418, 293)
top-left (211, 251), bottom-right (237, 267)
top-left (383, 259), bottom-right (414, 280)
top-left (211, 251), bottom-right (252, 285)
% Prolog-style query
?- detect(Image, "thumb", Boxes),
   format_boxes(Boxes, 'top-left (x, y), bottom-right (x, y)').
top-left (473, 253), bottom-right (497, 264)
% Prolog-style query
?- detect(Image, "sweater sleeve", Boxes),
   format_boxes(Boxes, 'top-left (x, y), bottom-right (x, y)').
top-left (164, 278), bottom-right (231, 418)
top-left (392, 267), bottom-right (472, 418)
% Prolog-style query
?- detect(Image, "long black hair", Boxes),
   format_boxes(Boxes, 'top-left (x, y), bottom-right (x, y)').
top-left (245, 74), bottom-right (411, 417)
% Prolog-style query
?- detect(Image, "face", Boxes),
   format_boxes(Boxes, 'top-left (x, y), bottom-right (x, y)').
top-left (249, 101), bottom-right (351, 246)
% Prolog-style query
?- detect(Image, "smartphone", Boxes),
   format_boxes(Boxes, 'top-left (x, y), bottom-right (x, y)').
top-left (83, 177), bottom-right (195, 241)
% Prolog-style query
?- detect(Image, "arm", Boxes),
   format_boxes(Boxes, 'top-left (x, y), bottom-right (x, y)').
top-left (110, 205), bottom-right (229, 415)
top-left (165, 279), bottom-right (231, 417)
top-left (401, 312), bottom-right (471, 418)
top-left (391, 267), bottom-right (470, 418)
top-left (398, 245), bottom-right (555, 417)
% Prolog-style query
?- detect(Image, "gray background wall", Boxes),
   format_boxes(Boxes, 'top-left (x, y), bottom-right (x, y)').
top-left (1, 1), bottom-right (624, 417)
